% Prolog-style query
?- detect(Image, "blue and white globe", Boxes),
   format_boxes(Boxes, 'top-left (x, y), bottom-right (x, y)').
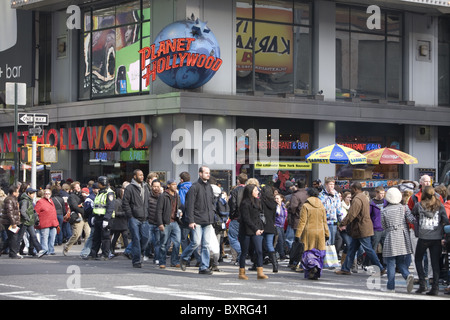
top-left (153, 19), bottom-right (221, 89)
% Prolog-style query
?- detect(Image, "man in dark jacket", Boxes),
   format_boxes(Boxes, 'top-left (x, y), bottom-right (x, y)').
top-left (144, 179), bottom-right (161, 263)
top-left (227, 173), bottom-right (247, 265)
top-left (1, 185), bottom-right (21, 258)
top-left (336, 182), bottom-right (386, 276)
top-left (287, 179), bottom-right (308, 252)
top-left (180, 166), bottom-right (216, 275)
top-left (156, 180), bottom-right (181, 268)
top-left (122, 169), bottom-right (150, 268)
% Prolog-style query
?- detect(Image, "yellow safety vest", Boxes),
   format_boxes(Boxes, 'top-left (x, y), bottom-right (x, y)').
top-left (93, 188), bottom-right (115, 218)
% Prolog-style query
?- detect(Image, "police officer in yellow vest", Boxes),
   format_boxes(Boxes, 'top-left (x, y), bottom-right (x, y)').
top-left (89, 176), bottom-right (115, 260)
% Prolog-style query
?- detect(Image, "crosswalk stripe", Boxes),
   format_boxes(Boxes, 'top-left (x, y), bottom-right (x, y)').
top-left (116, 285), bottom-right (223, 300)
top-left (59, 287), bottom-right (146, 300)
top-left (0, 290), bottom-right (56, 300)
top-left (279, 284), bottom-right (450, 300)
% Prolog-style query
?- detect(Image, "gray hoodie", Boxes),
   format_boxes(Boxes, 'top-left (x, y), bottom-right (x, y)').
top-left (412, 202), bottom-right (449, 240)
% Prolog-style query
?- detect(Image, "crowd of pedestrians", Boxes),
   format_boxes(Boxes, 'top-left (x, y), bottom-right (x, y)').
top-left (1, 168), bottom-right (450, 295)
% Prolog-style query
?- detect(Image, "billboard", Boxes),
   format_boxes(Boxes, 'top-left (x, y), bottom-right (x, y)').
top-left (0, 4), bottom-right (34, 88)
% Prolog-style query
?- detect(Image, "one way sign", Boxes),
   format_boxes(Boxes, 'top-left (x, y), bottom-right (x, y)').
top-left (18, 113), bottom-right (49, 126)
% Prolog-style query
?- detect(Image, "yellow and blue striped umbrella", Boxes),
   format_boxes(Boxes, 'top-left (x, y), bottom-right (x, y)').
top-left (306, 144), bottom-right (367, 165)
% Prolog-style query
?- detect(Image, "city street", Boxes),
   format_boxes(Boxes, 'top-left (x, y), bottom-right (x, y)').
top-left (0, 244), bottom-right (448, 303)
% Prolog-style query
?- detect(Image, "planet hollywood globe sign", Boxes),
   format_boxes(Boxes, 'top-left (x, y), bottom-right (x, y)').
top-left (139, 18), bottom-right (222, 89)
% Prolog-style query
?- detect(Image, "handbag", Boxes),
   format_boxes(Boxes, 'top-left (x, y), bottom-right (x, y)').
top-left (323, 245), bottom-right (340, 268)
top-left (289, 240), bottom-right (304, 265)
top-left (259, 211), bottom-right (266, 225)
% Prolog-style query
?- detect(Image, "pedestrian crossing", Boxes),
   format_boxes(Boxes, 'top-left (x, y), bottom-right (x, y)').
top-left (1, 271), bottom-right (450, 301)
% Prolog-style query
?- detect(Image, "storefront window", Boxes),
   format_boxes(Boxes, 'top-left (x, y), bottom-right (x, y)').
top-left (236, 0), bottom-right (312, 96)
top-left (79, 0), bottom-right (151, 100)
top-left (236, 117), bottom-right (313, 188)
top-left (335, 5), bottom-right (403, 101)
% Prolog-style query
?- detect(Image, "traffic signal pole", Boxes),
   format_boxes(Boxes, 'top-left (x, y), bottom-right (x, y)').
top-left (13, 83), bottom-right (18, 185)
top-left (31, 135), bottom-right (37, 189)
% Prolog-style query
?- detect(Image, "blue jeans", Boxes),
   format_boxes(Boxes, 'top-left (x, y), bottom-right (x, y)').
top-left (327, 224), bottom-right (337, 246)
top-left (159, 222), bottom-right (181, 266)
top-left (62, 221), bottom-right (72, 241)
top-left (180, 224), bottom-right (214, 271)
top-left (80, 227), bottom-right (95, 257)
top-left (18, 224), bottom-right (42, 252)
top-left (384, 255), bottom-right (410, 290)
top-left (285, 225), bottom-right (295, 250)
top-left (275, 226), bottom-right (287, 258)
top-left (239, 234), bottom-right (263, 268)
top-left (38, 227), bottom-right (57, 254)
top-left (128, 217), bottom-right (150, 265)
top-left (342, 236), bottom-right (384, 272)
top-left (264, 233), bottom-right (275, 252)
top-left (56, 215), bottom-right (64, 245)
top-left (227, 220), bottom-right (241, 262)
top-left (146, 224), bottom-right (160, 262)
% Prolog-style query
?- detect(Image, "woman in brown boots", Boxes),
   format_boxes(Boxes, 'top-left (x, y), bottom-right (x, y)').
top-left (238, 184), bottom-right (268, 280)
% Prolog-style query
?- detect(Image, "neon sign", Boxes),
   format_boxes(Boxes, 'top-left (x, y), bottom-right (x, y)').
top-left (340, 143), bottom-right (381, 152)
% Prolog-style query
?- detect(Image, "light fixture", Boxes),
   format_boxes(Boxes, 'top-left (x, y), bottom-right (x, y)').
top-left (10, 0), bottom-right (44, 8)
top-left (400, 0), bottom-right (450, 7)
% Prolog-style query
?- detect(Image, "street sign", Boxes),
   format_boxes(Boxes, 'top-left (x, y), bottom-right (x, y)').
top-left (28, 125), bottom-right (43, 136)
top-left (18, 112), bottom-right (49, 125)
top-left (5, 82), bottom-right (26, 106)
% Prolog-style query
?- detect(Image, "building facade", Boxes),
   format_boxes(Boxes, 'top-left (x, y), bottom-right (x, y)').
top-left (0, 0), bottom-right (450, 191)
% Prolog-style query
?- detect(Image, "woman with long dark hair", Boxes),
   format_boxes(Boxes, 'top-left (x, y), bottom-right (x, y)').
top-left (412, 186), bottom-right (449, 295)
top-left (238, 184), bottom-right (267, 280)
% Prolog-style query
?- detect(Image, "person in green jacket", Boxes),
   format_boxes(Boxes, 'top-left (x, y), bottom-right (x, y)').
top-left (17, 188), bottom-right (46, 258)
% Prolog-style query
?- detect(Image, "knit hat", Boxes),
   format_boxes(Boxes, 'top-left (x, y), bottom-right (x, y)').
top-left (385, 187), bottom-right (402, 205)
top-left (81, 188), bottom-right (90, 194)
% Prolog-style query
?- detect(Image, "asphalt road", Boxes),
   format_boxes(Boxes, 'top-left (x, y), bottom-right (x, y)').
top-left (0, 244), bottom-right (449, 305)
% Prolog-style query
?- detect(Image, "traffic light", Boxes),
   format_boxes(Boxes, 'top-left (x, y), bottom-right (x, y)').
top-left (21, 146), bottom-right (32, 163)
top-left (39, 146), bottom-right (58, 163)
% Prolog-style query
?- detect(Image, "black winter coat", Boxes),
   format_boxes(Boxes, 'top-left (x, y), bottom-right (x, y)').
top-left (239, 198), bottom-right (264, 236)
top-left (147, 190), bottom-right (160, 225)
top-left (156, 190), bottom-right (180, 226)
top-left (111, 198), bottom-right (128, 231)
top-left (68, 192), bottom-right (86, 219)
top-left (183, 178), bottom-right (215, 225)
top-left (122, 181), bottom-right (150, 222)
top-left (261, 194), bottom-right (277, 234)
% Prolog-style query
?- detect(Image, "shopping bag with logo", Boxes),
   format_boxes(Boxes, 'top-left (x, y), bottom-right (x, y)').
top-left (323, 245), bottom-right (340, 268)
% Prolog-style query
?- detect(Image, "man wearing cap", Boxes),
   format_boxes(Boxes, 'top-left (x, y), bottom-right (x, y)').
top-left (156, 179), bottom-right (181, 268)
top-left (79, 186), bottom-right (96, 259)
top-left (17, 187), bottom-right (47, 258)
top-left (89, 176), bottom-right (115, 260)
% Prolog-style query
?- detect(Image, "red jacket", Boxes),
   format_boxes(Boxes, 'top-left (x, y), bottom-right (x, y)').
top-left (444, 200), bottom-right (450, 220)
top-left (34, 198), bottom-right (59, 229)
